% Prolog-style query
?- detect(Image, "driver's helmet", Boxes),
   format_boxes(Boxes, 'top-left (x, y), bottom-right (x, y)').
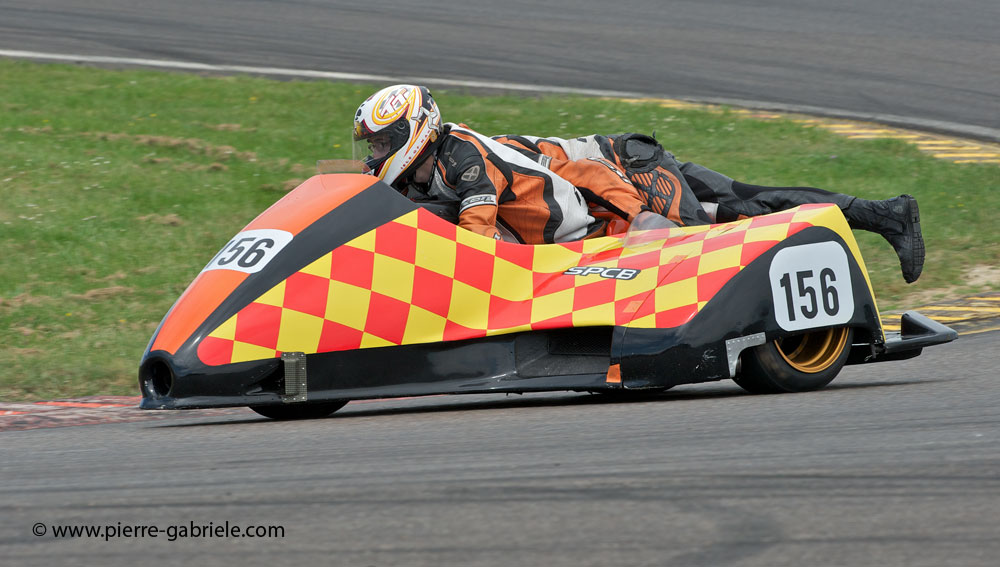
top-left (353, 84), bottom-right (442, 188)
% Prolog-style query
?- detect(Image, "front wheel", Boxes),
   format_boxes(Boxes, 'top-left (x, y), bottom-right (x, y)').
top-left (735, 327), bottom-right (854, 394)
top-left (249, 400), bottom-right (348, 420)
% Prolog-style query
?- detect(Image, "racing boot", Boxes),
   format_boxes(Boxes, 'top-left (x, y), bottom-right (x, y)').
top-left (844, 194), bottom-right (924, 283)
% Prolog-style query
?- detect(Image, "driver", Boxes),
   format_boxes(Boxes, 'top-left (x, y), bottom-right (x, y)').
top-left (353, 84), bottom-right (653, 244)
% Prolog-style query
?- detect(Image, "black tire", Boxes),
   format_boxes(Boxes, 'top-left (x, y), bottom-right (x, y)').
top-left (735, 327), bottom-right (854, 394)
top-left (249, 400), bottom-right (348, 420)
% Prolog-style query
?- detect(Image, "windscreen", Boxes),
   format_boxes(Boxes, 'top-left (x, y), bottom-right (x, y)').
top-left (622, 211), bottom-right (678, 249)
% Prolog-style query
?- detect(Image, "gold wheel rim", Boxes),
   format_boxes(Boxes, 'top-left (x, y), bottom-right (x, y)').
top-left (775, 327), bottom-right (850, 373)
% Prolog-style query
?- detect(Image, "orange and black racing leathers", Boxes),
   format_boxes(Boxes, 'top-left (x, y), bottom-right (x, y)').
top-left (401, 124), bottom-right (650, 244)
top-left (495, 133), bottom-right (712, 226)
top-left (495, 133), bottom-right (858, 226)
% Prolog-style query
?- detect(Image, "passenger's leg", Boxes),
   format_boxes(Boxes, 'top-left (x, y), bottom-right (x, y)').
top-left (843, 194), bottom-right (923, 283)
top-left (680, 163), bottom-right (924, 283)
top-left (611, 135), bottom-right (712, 226)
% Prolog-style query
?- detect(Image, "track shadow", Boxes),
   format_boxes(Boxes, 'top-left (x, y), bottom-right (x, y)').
top-left (149, 377), bottom-right (934, 429)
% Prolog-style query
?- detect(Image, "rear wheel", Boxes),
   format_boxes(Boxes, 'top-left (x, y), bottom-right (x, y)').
top-left (735, 327), bottom-right (853, 394)
top-left (249, 401), bottom-right (348, 420)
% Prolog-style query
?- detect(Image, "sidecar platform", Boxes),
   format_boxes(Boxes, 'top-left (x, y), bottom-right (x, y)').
top-left (850, 311), bottom-right (959, 363)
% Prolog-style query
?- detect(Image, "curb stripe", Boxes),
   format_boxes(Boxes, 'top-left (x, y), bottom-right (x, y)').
top-left (882, 292), bottom-right (1000, 336)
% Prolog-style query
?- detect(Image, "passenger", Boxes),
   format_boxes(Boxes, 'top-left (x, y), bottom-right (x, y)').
top-left (495, 133), bottom-right (923, 282)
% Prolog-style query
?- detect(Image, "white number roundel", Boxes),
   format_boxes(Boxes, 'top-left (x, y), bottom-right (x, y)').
top-left (768, 242), bottom-right (854, 331)
top-left (202, 229), bottom-right (293, 275)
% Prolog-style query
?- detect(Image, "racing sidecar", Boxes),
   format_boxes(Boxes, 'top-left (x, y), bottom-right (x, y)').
top-left (138, 174), bottom-right (957, 419)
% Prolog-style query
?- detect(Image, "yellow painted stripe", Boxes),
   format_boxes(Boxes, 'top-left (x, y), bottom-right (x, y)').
top-left (839, 129), bottom-right (904, 134)
top-left (965, 325), bottom-right (1000, 335)
top-left (967, 297), bottom-right (1000, 301)
top-left (885, 324), bottom-right (1000, 336)
top-left (917, 305), bottom-right (1000, 313)
top-left (822, 123), bottom-right (869, 129)
top-left (901, 315), bottom-right (966, 321)
top-left (932, 153), bottom-right (1000, 158)
top-left (914, 142), bottom-right (979, 148)
top-left (846, 134), bottom-right (921, 139)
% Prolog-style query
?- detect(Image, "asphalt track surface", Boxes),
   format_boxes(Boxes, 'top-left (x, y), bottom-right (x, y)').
top-left (2, 1), bottom-right (999, 565)
top-left (0, 0), bottom-right (998, 140)
top-left (2, 330), bottom-right (998, 566)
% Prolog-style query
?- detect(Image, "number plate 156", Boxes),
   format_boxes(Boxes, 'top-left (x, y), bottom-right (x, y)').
top-left (768, 242), bottom-right (854, 331)
top-left (202, 229), bottom-right (294, 275)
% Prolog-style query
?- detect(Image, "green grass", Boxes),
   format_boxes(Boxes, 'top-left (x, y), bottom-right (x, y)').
top-left (2, 59), bottom-right (998, 401)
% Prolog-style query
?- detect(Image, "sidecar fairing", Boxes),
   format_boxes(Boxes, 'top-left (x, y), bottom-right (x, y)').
top-left (138, 174), bottom-right (956, 417)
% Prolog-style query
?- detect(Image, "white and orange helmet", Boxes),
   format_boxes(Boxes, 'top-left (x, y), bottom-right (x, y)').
top-left (352, 84), bottom-right (442, 188)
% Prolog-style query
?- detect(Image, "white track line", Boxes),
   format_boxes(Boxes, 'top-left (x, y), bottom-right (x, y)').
top-left (0, 49), bottom-right (641, 98)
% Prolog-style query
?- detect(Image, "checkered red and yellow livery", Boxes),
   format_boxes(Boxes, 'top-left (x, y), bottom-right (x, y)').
top-left (196, 198), bottom-right (852, 365)
top-left (139, 174), bottom-right (954, 417)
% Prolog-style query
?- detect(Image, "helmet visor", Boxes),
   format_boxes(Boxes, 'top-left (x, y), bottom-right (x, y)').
top-left (352, 120), bottom-right (410, 179)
